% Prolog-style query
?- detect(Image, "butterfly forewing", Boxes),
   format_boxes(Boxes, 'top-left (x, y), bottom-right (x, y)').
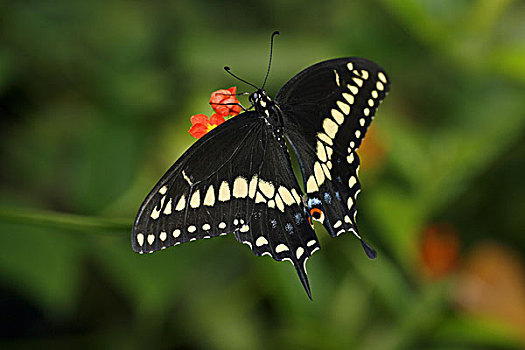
top-left (133, 113), bottom-right (258, 251)
top-left (276, 57), bottom-right (390, 244)
top-left (132, 111), bottom-right (319, 296)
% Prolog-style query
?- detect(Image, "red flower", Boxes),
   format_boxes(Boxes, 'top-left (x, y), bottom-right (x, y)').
top-left (210, 86), bottom-right (242, 117)
top-left (188, 86), bottom-right (241, 139)
top-left (188, 113), bottom-right (225, 139)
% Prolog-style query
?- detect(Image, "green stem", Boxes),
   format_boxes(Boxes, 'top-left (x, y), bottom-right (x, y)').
top-left (0, 207), bottom-right (131, 235)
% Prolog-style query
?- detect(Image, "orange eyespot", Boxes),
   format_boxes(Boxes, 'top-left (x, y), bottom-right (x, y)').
top-left (310, 208), bottom-right (324, 223)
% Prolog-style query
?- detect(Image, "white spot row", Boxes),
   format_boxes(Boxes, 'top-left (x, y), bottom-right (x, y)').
top-left (150, 194), bottom-right (166, 219)
top-left (309, 60), bottom-right (371, 195)
top-left (249, 175), bottom-right (302, 211)
top-left (162, 175), bottom-right (302, 216)
top-left (137, 217), bottom-right (254, 248)
top-left (340, 71), bottom-right (387, 175)
top-left (268, 244), bottom-right (309, 260)
top-left (307, 160), bottom-right (331, 193)
top-left (353, 69), bottom-right (369, 80)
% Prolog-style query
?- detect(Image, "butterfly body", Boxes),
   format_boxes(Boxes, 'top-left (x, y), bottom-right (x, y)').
top-left (132, 57), bottom-right (390, 298)
top-left (248, 89), bottom-right (287, 149)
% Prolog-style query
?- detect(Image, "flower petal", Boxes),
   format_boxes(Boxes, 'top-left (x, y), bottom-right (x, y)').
top-left (190, 114), bottom-right (209, 126)
top-left (189, 124), bottom-right (208, 139)
top-left (210, 113), bottom-right (226, 126)
top-left (230, 104), bottom-right (241, 115)
top-left (222, 96), bottom-right (236, 104)
top-left (210, 89), bottom-right (230, 105)
top-left (227, 86), bottom-right (237, 95)
top-left (210, 87), bottom-right (242, 116)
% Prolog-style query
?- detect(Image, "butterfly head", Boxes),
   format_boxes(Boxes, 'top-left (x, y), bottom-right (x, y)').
top-left (249, 89), bottom-right (274, 114)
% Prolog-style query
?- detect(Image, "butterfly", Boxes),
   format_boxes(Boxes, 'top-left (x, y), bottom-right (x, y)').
top-left (132, 32), bottom-right (390, 299)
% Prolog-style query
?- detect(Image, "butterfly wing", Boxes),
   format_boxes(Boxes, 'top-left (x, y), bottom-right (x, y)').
top-left (276, 57), bottom-right (390, 256)
top-left (132, 111), bottom-right (319, 297)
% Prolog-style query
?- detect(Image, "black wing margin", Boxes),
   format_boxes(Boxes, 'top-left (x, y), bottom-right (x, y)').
top-left (276, 57), bottom-right (390, 257)
top-left (132, 112), bottom-right (320, 298)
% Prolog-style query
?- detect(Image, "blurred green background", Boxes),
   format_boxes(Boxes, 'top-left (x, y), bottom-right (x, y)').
top-left (1, 0), bottom-right (525, 349)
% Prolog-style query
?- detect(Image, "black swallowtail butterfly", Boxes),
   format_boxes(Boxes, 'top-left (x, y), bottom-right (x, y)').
top-left (132, 32), bottom-right (390, 299)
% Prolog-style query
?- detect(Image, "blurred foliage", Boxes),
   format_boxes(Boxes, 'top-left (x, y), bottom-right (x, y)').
top-left (1, 0), bottom-right (525, 349)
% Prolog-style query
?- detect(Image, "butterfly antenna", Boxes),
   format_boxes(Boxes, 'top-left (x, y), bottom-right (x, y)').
top-left (224, 66), bottom-right (259, 90)
top-left (262, 31), bottom-right (280, 89)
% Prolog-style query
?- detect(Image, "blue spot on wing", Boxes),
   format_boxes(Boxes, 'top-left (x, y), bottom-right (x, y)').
top-left (308, 197), bottom-right (321, 208)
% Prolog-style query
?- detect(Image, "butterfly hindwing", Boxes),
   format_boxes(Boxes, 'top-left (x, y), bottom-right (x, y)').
top-left (276, 57), bottom-right (390, 247)
top-left (245, 128), bottom-right (320, 296)
top-left (132, 111), bottom-right (320, 296)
